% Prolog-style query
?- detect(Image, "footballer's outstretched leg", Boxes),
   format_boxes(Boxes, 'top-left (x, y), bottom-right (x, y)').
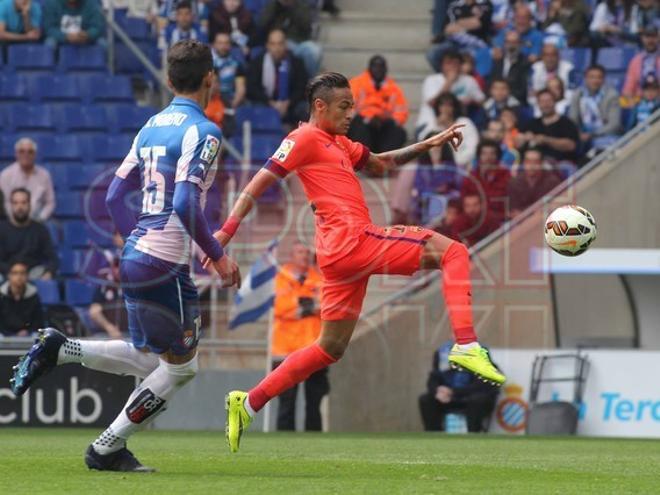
top-left (10, 328), bottom-right (67, 396)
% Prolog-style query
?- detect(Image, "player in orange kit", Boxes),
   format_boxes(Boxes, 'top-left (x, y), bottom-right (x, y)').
top-left (212, 72), bottom-right (506, 452)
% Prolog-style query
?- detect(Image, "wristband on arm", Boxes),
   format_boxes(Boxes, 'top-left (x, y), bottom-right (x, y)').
top-left (220, 215), bottom-right (241, 238)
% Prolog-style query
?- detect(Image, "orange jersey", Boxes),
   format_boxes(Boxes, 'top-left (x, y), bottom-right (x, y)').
top-left (265, 123), bottom-right (371, 267)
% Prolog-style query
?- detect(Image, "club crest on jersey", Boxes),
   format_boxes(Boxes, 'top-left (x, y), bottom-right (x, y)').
top-left (273, 139), bottom-right (295, 162)
top-left (200, 135), bottom-right (220, 164)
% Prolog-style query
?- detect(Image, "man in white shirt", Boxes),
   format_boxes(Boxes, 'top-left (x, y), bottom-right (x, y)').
top-left (416, 50), bottom-right (485, 139)
top-left (0, 138), bottom-right (56, 222)
top-left (528, 43), bottom-right (574, 106)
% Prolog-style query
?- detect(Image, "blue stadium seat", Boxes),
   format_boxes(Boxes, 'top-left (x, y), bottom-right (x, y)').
top-left (236, 105), bottom-right (284, 134)
top-left (243, 0), bottom-right (268, 17)
top-left (63, 220), bottom-right (91, 247)
top-left (59, 248), bottom-right (83, 276)
top-left (108, 104), bottom-right (156, 133)
top-left (80, 74), bottom-right (134, 103)
top-left (605, 72), bottom-right (626, 92)
top-left (67, 164), bottom-right (111, 189)
top-left (118, 17), bottom-right (152, 41)
top-left (596, 47), bottom-right (636, 72)
top-left (114, 42), bottom-right (160, 75)
top-left (0, 73), bottom-right (29, 101)
top-left (561, 48), bottom-right (591, 72)
top-left (45, 220), bottom-right (61, 243)
top-left (60, 104), bottom-right (108, 132)
top-left (251, 136), bottom-right (284, 160)
top-left (0, 134), bottom-right (18, 162)
top-left (65, 279), bottom-right (96, 306)
top-left (11, 104), bottom-right (56, 132)
top-left (87, 219), bottom-right (115, 247)
top-left (59, 45), bottom-right (107, 72)
top-left (89, 135), bottom-right (134, 163)
top-left (29, 74), bottom-right (82, 103)
top-left (34, 280), bottom-right (61, 305)
top-left (7, 44), bottom-right (55, 71)
top-left (47, 166), bottom-right (71, 191)
top-left (37, 135), bottom-right (84, 163)
top-left (54, 192), bottom-right (83, 217)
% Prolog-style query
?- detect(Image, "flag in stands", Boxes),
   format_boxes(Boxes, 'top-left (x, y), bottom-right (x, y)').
top-left (229, 240), bottom-right (278, 330)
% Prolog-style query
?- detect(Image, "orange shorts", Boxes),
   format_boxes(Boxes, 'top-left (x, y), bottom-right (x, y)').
top-left (319, 224), bottom-right (434, 320)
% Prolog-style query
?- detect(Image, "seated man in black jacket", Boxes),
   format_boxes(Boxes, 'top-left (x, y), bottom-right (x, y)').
top-left (0, 260), bottom-right (44, 337)
top-left (419, 341), bottom-right (500, 432)
top-left (0, 188), bottom-right (59, 280)
top-left (246, 28), bottom-right (308, 127)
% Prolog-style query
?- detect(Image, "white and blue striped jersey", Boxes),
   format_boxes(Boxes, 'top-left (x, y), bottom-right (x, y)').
top-left (115, 96), bottom-right (221, 266)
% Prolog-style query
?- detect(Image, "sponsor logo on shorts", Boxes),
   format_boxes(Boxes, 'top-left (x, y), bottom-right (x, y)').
top-left (125, 388), bottom-right (166, 424)
top-left (273, 139), bottom-right (295, 162)
top-left (200, 134), bottom-right (220, 164)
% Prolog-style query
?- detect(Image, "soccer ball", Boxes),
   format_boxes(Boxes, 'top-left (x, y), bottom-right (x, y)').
top-left (544, 205), bottom-right (597, 257)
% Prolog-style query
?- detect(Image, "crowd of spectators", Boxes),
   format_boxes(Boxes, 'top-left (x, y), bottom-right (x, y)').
top-left (397, 0), bottom-right (660, 247)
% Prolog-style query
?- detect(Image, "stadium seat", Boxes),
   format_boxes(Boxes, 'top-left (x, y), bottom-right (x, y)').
top-left (236, 106), bottom-right (284, 134)
top-left (47, 166), bottom-right (71, 191)
top-left (596, 47), bottom-right (637, 72)
top-left (29, 74), bottom-right (82, 103)
top-left (605, 73), bottom-right (626, 92)
top-left (87, 218), bottom-right (115, 247)
top-left (59, 45), bottom-right (107, 72)
top-left (243, 0), bottom-right (268, 17)
top-left (108, 104), bottom-right (156, 133)
top-left (60, 105), bottom-right (108, 133)
top-left (7, 44), bottom-right (55, 71)
top-left (59, 248), bottom-right (83, 276)
top-left (89, 135), bottom-right (134, 163)
top-left (11, 104), bottom-right (56, 132)
top-left (251, 136), bottom-right (284, 160)
top-left (0, 134), bottom-right (18, 162)
top-left (114, 42), bottom-right (160, 75)
top-left (65, 279), bottom-right (96, 306)
top-left (561, 48), bottom-right (591, 72)
top-left (0, 73), bottom-right (29, 101)
top-left (118, 17), bottom-right (152, 41)
top-left (86, 189), bottom-right (113, 220)
top-left (68, 164), bottom-right (112, 189)
top-left (37, 135), bottom-right (84, 163)
top-left (62, 220), bottom-right (91, 247)
top-left (54, 192), bottom-right (83, 217)
top-left (34, 280), bottom-right (61, 305)
top-left (80, 74), bottom-right (134, 103)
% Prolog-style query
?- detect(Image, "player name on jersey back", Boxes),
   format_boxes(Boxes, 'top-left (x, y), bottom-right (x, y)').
top-left (145, 112), bottom-right (189, 128)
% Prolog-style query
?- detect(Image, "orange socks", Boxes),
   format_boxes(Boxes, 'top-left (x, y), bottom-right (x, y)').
top-left (248, 343), bottom-right (337, 412)
top-left (441, 241), bottom-right (477, 345)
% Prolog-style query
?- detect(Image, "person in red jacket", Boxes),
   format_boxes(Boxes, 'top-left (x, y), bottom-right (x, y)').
top-left (460, 139), bottom-right (512, 221)
top-left (348, 55), bottom-right (409, 154)
top-left (452, 193), bottom-right (501, 246)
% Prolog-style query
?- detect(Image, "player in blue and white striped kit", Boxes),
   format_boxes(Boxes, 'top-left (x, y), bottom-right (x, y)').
top-left (9, 40), bottom-right (240, 472)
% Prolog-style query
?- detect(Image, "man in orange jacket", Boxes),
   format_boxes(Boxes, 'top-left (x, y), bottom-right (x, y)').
top-left (348, 55), bottom-right (409, 153)
top-left (271, 242), bottom-right (327, 431)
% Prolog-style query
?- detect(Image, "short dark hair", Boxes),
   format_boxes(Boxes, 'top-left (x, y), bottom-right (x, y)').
top-left (167, 40), bottom-right (213, 94)
top-left (176, 0), bottom-right (192, 11)
top-left (586, 64), bottom-right (606, 76)
top-left (536, 88), bottom-right (554, 101)
top-left (10, 187), bottom-right (30, 202)
top-left (524, 147), bottom-right (543, 159)
top-left (441, 49), bottom-right (463, 64)
top-left (490, 78), bottom-right (509, 89)
top-left (8, 259), bottom-right (28, 272)
top-left (432, 92), bottom-right (462, 119)
top-left (305, 71), bottom-right (350, 108)
top-left (447, 198), bottom-right (462, 211)
top-left (477, 138), bottom-right (503, 162)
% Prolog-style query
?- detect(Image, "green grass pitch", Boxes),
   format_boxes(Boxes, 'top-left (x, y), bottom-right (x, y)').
top-left (1, 429), bottom-right (659, 494)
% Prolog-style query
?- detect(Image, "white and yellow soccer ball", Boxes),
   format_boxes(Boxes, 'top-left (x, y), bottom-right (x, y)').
top-left (544, 205), bottom-right (597, 257)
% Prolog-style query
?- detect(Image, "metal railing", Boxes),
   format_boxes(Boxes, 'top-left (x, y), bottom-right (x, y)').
top-left (362, 108), bottom-right (660, 318)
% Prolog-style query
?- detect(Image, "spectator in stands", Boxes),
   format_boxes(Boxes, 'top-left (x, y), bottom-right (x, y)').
top-left (348, 55), bottom-right (408, 154)
top-left (631, 0), bottom-right (659, 38)
top-left (482, 118), bottom-right (519, 168)
top-left (492, 3), bottom-right (544, 64)
top-left (461, 51), bottom-right (487, 92)
top-left (507, 148), bottom-right (561, 217)
top-left (0, 260), bottom-right (44, 337)
top-left (159, 0), bottom-right (208, 29)
top-left (246, 28), bottom-right (308, 127)
top-left (623, 25), bottom-right (659, 101)
top-left (211, 31), bottom-right (246, 134)
top-left (461, 139), bottom-right (511, 220)
top-left (516, 89), bottom-right (580, 164)
top-left (0, 189), bottom-right (58, 280)
top-left (43, 0), bottom-right (105, 48)
top-left (529, 43), bottom-right (574, 107)
top-left (259, 0), bottom-right (322, 76)
top-left (490, 30), bottom-right (531, 104)
top-left (417, 50), bottom-right (485, 139)
top-left (271, 242), bottom-right (327, 431)
top-left (0, 0), bottom-right (42, 42)
top-left (419, 341), bottom-right (499, 432)
top-left (483, 78), bottom-right (521, 122)
top-left (209, 0), bottom-right (255, 56)
top-left (532, 75), bottom-right (570, 117)
top-left (420, 92), bottom-right (480, 169)
top-left (627, 74), bottom-right (659, 129)
top-left (568, 64), bottom-right (622, 154)
top-left (426, 0), bottom-right (494, 71)
top-left (500, 106), bottom-right (520, 150)
top-left (160, 1), bottom-right (207, 51)
top-left (428, 198), bottom-right (462, 237)
top-left (205, 75), bottom-right (226, 129)
top-left (86, 231), bottom-right (126, 339)
top-left (0, 138), bottom-right (55, 223)
top-left (452, 192), bottom-right (501, 245)
top-left (541, 0), bottom-right (591, 47)
top-left (590, 0), bottom-right (638, 47)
